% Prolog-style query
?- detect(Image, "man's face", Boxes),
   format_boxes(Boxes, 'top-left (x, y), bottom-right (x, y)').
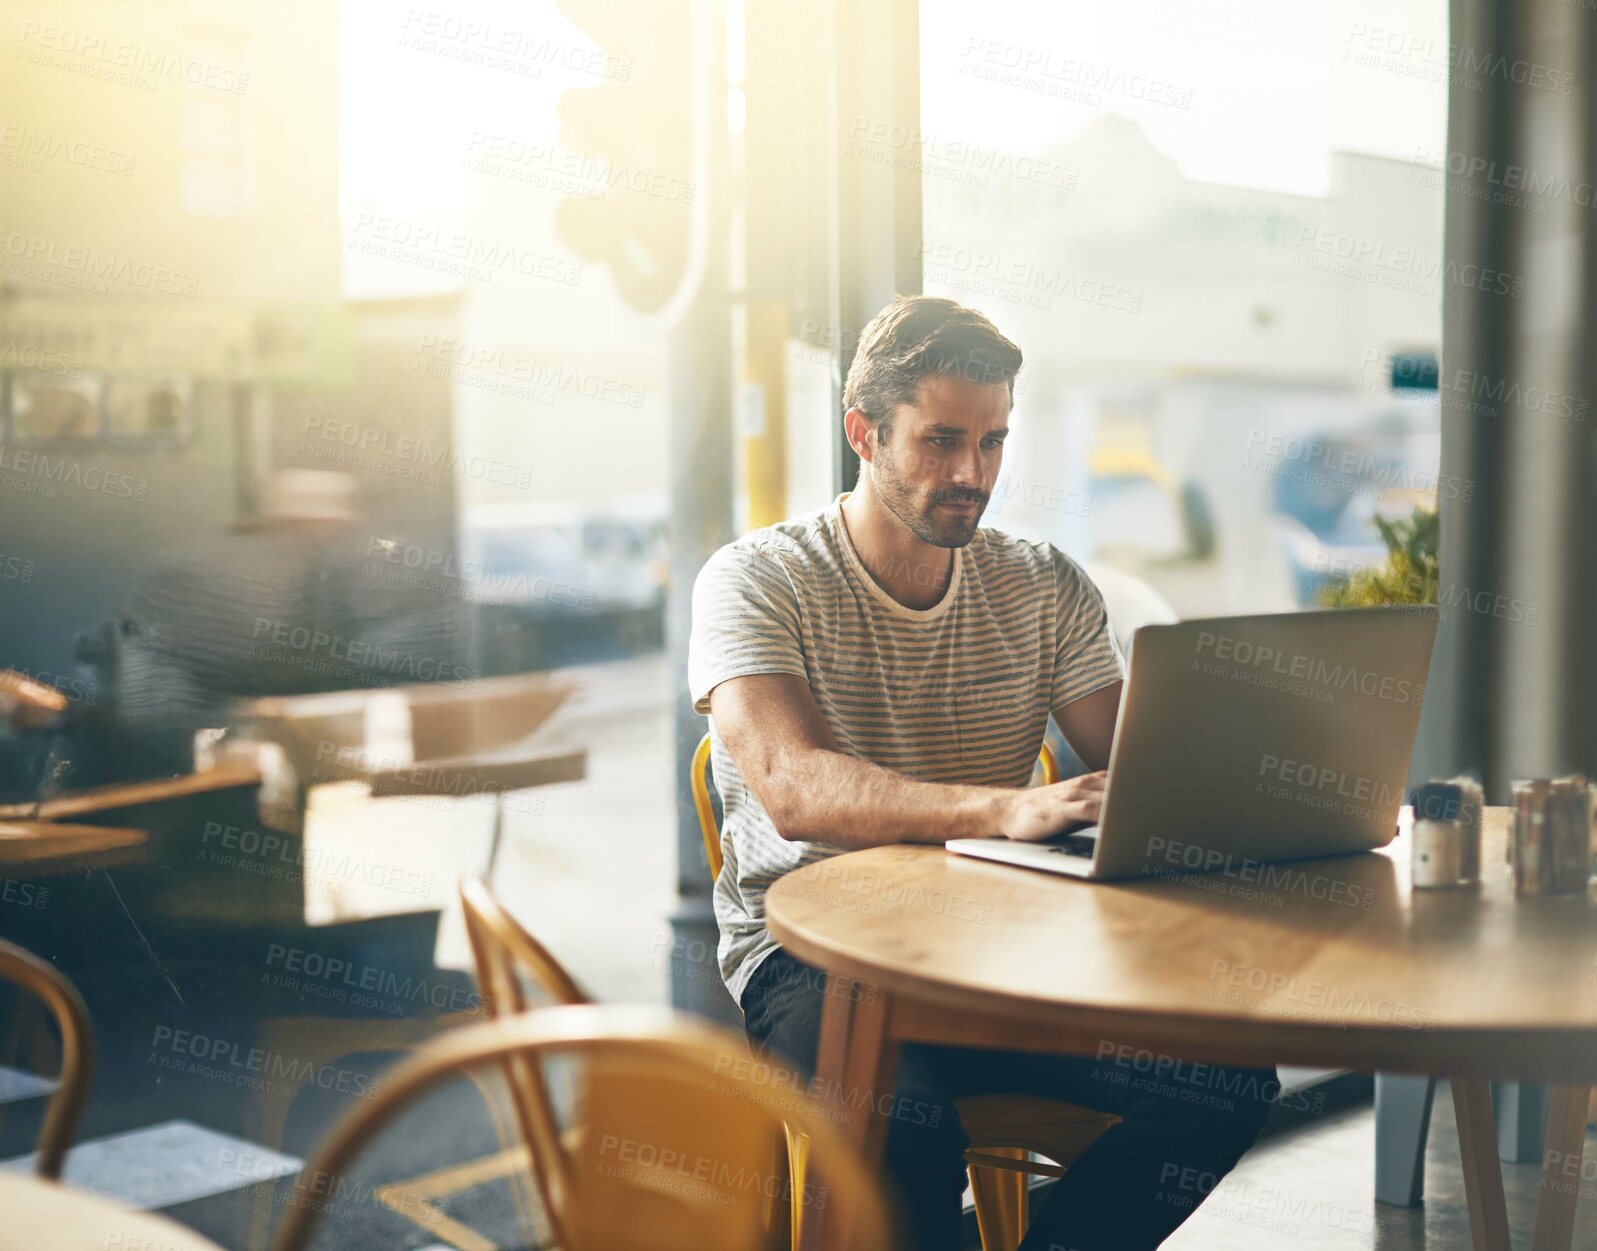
top-left (870, 373), bottom-right (1010, 547)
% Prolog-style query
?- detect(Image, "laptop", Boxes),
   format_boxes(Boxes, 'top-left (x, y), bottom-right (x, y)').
top-left (946, 606), bottom-right (1439, 880)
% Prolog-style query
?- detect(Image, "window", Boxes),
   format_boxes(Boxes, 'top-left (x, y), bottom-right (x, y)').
top-left (919, 0), bottom-right (1446, 618)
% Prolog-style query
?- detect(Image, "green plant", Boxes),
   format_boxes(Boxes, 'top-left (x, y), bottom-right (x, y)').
top-left (1319, 505), bottom-right (1439, 608)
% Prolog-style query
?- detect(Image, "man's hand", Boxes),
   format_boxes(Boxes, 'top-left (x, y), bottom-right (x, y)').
top-left (995, 772), bottom-right (1107, 842)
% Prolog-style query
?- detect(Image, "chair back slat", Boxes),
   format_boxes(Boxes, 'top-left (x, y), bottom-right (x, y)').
top-left (691, 732), bottom-right (723, 879)
top-left (459, 878), bottom-right (589, 1242)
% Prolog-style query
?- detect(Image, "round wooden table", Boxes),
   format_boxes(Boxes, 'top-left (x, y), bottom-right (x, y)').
top-left (766, 808), bottom-right (1597, 1251)
top-left (0, 1170), bottom-right (226, 1249)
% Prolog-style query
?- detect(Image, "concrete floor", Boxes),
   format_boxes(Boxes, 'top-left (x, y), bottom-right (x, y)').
top-left (1167, 1081), bottom-right (1596, 1250)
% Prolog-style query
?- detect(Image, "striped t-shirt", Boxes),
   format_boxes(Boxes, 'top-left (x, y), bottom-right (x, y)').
top-left (688, 492), bottom-right (1125, 1003)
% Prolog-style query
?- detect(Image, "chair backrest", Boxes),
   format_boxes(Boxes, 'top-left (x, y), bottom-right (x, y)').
top-left (690, 732), bottom-right (721, 879)
top-left (459, 876), bottom-right (590, 1243)
top-left (0, 940), bottom-right (93, 1179)
top-left (692, 733), bottom-right (1059, 881)
top-left (460, 876), bottom-right (589, 1012)
top-left (269, 1005), bottom-right (893, 1251)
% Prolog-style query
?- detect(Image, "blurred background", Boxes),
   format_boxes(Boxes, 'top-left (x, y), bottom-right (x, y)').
top-left (0, 0), bottom-right (1450, 984)
top-left (0, 0), bottom-right (1491, 1245)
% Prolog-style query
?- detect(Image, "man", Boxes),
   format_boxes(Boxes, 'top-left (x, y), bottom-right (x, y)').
top-left (689, 296), bottom-right (1275, 1249)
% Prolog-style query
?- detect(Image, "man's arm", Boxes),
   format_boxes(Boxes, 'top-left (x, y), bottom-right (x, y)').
top-left (708, 672), bottom-right (1107, 849)
top-left (1053, 680), bottom-right (1122, 772)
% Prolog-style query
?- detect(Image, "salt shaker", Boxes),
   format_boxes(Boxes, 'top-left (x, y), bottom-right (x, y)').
top-left (1411, 782), bottom-right (1466, 889)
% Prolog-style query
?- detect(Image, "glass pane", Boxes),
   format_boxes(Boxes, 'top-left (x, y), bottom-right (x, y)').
top-left (920, 0), bottom-right (1446, 618)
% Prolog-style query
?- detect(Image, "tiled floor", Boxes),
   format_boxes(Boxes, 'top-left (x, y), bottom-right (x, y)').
top-left (1167, 1082), bottom-right (1595, 1250)
top-left (3, 1120), bottom-right (298, 1210)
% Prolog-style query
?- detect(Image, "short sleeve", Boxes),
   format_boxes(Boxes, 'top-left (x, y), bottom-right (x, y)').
top-left (1050, 549), bottom-right (1126, 710)
top-left (689, 543), bottom-right (809, 715)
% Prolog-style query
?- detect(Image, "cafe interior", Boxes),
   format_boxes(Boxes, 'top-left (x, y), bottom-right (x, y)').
top-left (1, 0), bottom-right (1596, 1248)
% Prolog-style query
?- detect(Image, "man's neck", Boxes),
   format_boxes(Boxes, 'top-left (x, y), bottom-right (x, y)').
top-left (840, 483), bottom-right (954, 611)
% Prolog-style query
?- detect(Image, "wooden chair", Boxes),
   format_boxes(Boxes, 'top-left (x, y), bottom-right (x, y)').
top-left (0, 940), bottom-right (93, 1179)
top-left (275, 880), bottom-right (581, 1251)
top-left (462, 876), bottom-right (828, 1249)
top-left (268, 1004), bottom-right (893, 1251)
top-left (693, 731), bottom-right (1120, 1251)
top-left (459, 874), bottom-right (592, 1247)
top-left (375, 878), bottom-right (757, 1251)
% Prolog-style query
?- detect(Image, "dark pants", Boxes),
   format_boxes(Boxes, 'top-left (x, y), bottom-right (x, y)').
top-left (741, 948), bottom-right (1277, 1251)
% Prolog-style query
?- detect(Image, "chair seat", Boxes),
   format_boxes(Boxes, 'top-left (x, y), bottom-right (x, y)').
top-left (957, 1094), bottom-right (1119, 1172)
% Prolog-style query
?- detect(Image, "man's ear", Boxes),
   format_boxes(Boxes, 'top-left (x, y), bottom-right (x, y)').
top-left (843, 406), bottom-right (877, 466)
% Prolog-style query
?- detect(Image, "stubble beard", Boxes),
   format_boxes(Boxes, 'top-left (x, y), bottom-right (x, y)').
top-left (872, 440), bottom-right (987, 548)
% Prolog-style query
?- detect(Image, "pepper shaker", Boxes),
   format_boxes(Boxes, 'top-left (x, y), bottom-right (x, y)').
top-left (1512, 779), bottom-right (1550, 895)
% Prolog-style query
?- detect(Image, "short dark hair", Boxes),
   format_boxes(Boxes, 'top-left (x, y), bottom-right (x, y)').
top-left (842, 295), bottom-right (1023, 439)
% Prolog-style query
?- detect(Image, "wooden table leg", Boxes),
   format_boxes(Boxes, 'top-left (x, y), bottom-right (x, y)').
top-left (802, 982), bottom-right (897, 1251)
top-left (815, 982), bottom-right (898, 1162)
top-left (1531, 1084), bottom-right (1592, 1251)
top-left (1452, 1077), bottom-right (1512, 1251)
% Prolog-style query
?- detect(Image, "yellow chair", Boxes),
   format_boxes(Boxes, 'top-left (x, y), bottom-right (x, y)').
top-left (693, 731), bottom-right (1119, 1251)
top-left (335, 881), bottom-right (586, 1251)
top-left (269, 1004), bottom-right (894, 1251)
top-left (460, 876), bottom-right (594, 1247)
top-left (461, 876), bottom-right (822, 1250)
top-left (463, 881), bottom-right (817, 1251)
top-left (0, 940), bottom-right (93, 1180)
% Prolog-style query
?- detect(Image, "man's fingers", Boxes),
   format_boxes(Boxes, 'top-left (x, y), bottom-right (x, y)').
top-left (1005, 776), bottom-right (1109, 841)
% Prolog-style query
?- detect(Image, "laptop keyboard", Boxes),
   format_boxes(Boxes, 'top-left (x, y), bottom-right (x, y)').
top-left (1046, 834), bottom-right (1098, 859)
